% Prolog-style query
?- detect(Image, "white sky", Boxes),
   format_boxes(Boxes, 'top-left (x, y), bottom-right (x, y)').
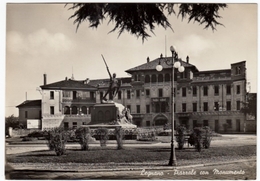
top-left (4, 3), bottom-right (258, 117)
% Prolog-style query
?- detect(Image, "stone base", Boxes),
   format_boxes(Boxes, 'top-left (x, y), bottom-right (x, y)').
top-left (89, 102), bottom-right (137, 128)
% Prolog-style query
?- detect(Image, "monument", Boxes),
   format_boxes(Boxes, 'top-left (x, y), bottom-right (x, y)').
top-left (88, 55), bottom-right (137, 129)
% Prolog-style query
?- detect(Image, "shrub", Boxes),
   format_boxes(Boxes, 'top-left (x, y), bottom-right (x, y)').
top-left (75, 127), bottom-right (91, 150)
top-left (137, 128), bottom-right (156, 141)
top-left (45, 127), bottom-right (69, 156)
top-left (188, 126), bottom-right (213, 152)
top-left (176, 125), bottom-right (187, 149)
top-left (115, 127), bottom-right (124, 150)
top-left (96, 128), bottom-right (109, 147)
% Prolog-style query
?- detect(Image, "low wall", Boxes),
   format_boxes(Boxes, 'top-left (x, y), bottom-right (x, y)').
top-left (8, 127), bottom-right (38, 138)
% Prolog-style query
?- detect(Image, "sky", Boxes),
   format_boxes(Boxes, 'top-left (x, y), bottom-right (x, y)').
top-left (4, 3), bottom-right (258, 117)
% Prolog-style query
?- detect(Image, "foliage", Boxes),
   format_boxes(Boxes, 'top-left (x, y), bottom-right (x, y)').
top-left (115, 127), bottom-right (124, 150)
top-left (176, 125), bottom-right (187, 149)
top-left (75, 127), bottom-right (91, 150)
top-left (67, 3), bottom-right (227, 41)
top-left (241, 93), bottom-right (257, 119)
top-left (45, 127), bottom-right (70, 156)
top-left (188, 126), bottom-right (213, 152)
top-left (96, 128), bottom-right (109, 147)
top-left (5, 115), bottom-right (20, 135)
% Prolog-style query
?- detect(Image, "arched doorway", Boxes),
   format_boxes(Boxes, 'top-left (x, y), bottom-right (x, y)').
top-left (153, 114), bottom-right (168, 126)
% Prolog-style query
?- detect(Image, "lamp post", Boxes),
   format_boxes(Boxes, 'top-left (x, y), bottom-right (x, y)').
top-left (156, 46), bottom-right (185, 166)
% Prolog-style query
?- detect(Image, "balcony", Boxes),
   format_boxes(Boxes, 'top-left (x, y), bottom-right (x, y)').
top-left (62, 97), bottom-right (96, 103)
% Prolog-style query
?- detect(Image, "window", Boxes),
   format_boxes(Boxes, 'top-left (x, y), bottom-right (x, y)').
top-left (158, 89), bottom-right (163, 97)
top-left (82, 122), bottom-right (87, 125)
top-left (174, 88), bottom-right (176, 97)
top-left (127, 105), bottom-right (131, 111)
top-left (203, 102), bottom-right (208, 111)
top-left (146, 105), bottom-right (150, 113)
top-left (214, 85), bottom-right (219, 95)
top-left (25, 111), bottom-right (28, 118)
top-left (236, 85), bottom-right (240, 94)
top-left (100, 91), bottom-right (103, 101)
top-left (63, 91), bottom-right (70, 98)
top-left (165, 73), bottom-right (170, 82)
top-left (203, 120), bottom-right (209, 127)
top-left (151, 74), bottom-right (156, 83)
top-left (146, 121), bottom-right (150, 126)
top-left (64, 106), bottom-right (70, 115)
top-left (236, 100), bottom-right (241, 110)
top-left (214, 102), bottom-right (219, 111)
top-left (145, 89), bottom-right (150, 97)
top-left (50, 91), bottom-right (54, 99)
top-left (193, 103), bottom-right (197, 112)
top-left (158, 74), bottom-right (163, 82)
top-left (50, 106), bottom-right (54, 115)
top-left (236, 66), bottom-right (241, 75)
top-left (72, 122), bottom-right (77, 129)
top-left (145, 75), bottom-right (150, 83)
top-left (182, 88), bottom-right (186, 97)
top-left (136, 90), bottom-right (140, 98)
top-left (203, 86), bottom-right (208, 96)
top-left (192, 86), bottom-right (197, 96)
top-left (64, 122), bottom-right (69, 130)
top-left (174, 103), bottom-right (176, 112)
top-left (81, 106), bottom-right (87, 114)
top-left (161, 102), bottom-right (166, 113)
top-left (39, 110), bottom-right (41, 118)
top-left (72, 106), bottom-right (77, 114)
top-left (182, 103), bottom-right (186, 112)
top-left (136, 105), bottom-right (140, 113)
top-left (226, 85), bottom-right (231, 95)
top-left (227, 101), bottom-right (231, 111)
top-left (226, 119), bottom-right (232, 128)
top-left (118, 91), bottom-right (121, 100)
top-left (127, 90), bottom-right (131, 99)
top-left (90, 92), bottom-right (95, 100)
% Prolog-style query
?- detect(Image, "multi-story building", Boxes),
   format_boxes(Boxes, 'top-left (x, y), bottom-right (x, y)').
top-left (124, 56), bottom-right (247, 132)
top-left (17, 56), bottom-right (249, 133)
top-left (39, 74), bottom-right (97, 129)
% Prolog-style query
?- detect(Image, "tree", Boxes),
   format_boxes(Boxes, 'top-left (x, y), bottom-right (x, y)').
top-left (241, 93), bottom-right (257, 120)
top-left (67, 3), bottom-right (227, 41)
top-left (5, 115), bottom-right (20, 135)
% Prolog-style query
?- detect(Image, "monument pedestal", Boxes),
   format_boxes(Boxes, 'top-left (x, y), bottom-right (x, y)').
top-left (90, 103), bottom-right (117, 125)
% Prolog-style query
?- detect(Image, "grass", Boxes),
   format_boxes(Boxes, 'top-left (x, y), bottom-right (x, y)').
top-left (6, 145), bottom-right (256, 164)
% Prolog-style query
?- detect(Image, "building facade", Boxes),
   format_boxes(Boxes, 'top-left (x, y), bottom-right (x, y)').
top-left (17, 57), bottom-right (249, 133)
top-left (16, 100), bottom-right (42, 129)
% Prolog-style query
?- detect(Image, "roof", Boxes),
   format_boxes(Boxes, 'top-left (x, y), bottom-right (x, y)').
top-left (16, 100), bottom-right (41, 108)
top-left (88, 77), bottom-right (132, 88)
top-left (40, 79), bottom-right (97, 90)
top-left (125, 57), bottom-right (199, 73)
top-left (192, 69), bottom-right (232, 84)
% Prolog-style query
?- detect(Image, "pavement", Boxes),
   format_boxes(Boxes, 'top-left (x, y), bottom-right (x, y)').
top-left (5, 134), bottom-right (257, 180)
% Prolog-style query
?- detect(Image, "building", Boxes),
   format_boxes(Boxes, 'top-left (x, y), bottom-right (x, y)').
top-left (16, 99), bottom-right (41, 129)
top-left (17, 56), bottom-right (249, 133)
top-left (124, 56), bottom-right (247, 132)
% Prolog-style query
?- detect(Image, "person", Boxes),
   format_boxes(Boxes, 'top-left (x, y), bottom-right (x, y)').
top-left (102, 69), bottom-right (121, 102)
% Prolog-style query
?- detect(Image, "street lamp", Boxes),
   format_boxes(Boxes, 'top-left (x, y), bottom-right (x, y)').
top-left (156, 46), bottom-right (185, 166)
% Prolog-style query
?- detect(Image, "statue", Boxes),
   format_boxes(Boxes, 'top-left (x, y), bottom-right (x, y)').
top-left (101, 55), bottom-right (121, 103)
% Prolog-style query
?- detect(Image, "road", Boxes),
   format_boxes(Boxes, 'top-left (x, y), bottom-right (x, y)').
top-left (5, 134), bottom-right (256, 155)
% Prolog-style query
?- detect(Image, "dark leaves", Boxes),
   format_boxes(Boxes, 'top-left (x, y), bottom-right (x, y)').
top-left (67, 3), bottom-right (227, 41)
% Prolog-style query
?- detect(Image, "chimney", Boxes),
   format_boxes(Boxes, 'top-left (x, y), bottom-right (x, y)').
top-left (43, 74), bottom-right (47, 85)
top-left (65, 77), bottom-right (67, 81)
top-left (147, 57), bottom-right (150, 63)
top-left (186, 56), bottom-right (189, 64)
